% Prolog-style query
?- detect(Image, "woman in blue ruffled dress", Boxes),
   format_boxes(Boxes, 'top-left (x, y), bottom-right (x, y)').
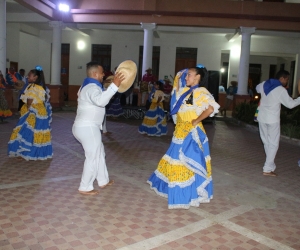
top-left (8, 66), bottom-right (53, 160)
top-left (147, 65), bottom-right (220, 209)
top-left (138, 81), bottom-right (167, 136)
top-left (106, 92), bottom-right (124, 118)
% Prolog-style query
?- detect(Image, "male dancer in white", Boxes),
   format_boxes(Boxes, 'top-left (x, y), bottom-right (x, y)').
top-left (256, 70), bottom-right (300, 177)
top-left (72, 61), bottom-right (124, 195)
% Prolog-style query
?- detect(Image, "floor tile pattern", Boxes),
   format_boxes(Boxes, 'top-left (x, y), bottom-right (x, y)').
top-left (0, 111), bottom-right (299, 250)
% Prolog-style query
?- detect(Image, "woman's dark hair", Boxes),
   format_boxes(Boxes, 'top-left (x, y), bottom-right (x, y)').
top-left (156, 81), bottom-right (164, 91)
top-left (29, 69), bottom-right (46, 91)
top-left (189, 66), bottom-right (208, 88)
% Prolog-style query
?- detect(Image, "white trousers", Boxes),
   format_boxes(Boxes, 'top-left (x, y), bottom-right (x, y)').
top-left (141, 92), bottom-right (147, 105)
top-left (126, 92), bottom-right (133, 104)
top-left (102, 115), bottom-right (107, 133)
top-left (258, 122), bottom-right (280, 173)
top-left (72, 125), bottom-right (109, 191)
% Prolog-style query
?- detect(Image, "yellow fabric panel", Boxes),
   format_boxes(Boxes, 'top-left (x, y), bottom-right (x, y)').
top-left (143, 117), bottom-right (159, 126)
top-left (20, 102), bottom-right (47, 118)
top-left (32, 103), bottom-right (47, 116)
top-left (26, 113), bottom-right (36, 128)
top-left (10, 126), bottom-right (21, 141)
top-left (33, 130), bottom-right (51, 144)
top-left (206, 158), bottom-right (212, 177)
top-left (157, 157), bottom-right (194, 183)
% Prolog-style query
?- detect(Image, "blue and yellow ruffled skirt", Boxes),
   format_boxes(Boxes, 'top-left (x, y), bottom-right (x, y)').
top-left (139, 102), bottom-right (167, 136)
top-left (147, 121), bottom-right (213, 209)
top-left (8, 103), bottom-right (53, 160)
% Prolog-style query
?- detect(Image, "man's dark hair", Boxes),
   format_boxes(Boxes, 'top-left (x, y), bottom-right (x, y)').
top-left (19, 69), bottom-right (25, 73)
top-left (275, 70), bottom-right (290, 80)
top-left (86, 61), bottom-right (101, 71)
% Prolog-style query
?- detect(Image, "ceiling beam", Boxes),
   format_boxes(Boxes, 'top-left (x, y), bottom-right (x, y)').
top-left (14, 0), bottom-right (56, 20)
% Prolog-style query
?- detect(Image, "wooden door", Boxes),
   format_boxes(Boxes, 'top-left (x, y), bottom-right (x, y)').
top-left (175, 58), bottom-right (196, 74)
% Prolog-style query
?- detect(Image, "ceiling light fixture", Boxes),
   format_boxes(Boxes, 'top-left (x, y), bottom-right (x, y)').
top-left (58, 3), bottom-right (70, 12)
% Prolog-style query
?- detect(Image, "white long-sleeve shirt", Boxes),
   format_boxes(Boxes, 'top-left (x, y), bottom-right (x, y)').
top-left (74, 83), bottom-right (118, 128)
top-left (256, 81), bottom-right (300, 124)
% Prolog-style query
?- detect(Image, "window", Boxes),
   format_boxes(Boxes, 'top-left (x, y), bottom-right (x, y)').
top-left (91, 44), bottom-right (112, 72)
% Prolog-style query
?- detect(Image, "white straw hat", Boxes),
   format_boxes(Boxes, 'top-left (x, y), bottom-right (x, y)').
top-left (115, 60), bottom-right (137, 93)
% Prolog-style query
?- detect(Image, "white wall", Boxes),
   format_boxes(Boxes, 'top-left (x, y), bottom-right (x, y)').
top-left (6, 24), bottom-right (20, 69)
top-left (19, 32), bottom-right (39, 75)
top-left (5, 26), bottom-right (300, 96)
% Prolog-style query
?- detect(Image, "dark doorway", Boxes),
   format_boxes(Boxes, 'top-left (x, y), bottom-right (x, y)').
top-left (138, 46), bottom-right (160, 81)
top-left (269, 64), bottom-right (277, 79)
top-left (249, 64), bottom-right (261, 94)
top-left (175, 47), bottom-right (197, 74)
top-left (208, 71), bottom-right (220, 103)
top-left (91, 44), bottom-right (112, 73)
top-left (221, 62), bottom-right (229, 90)
top-left (61, 43), bottom-right (70, 101)
top-left (289, 61), bottom-right (295, 96)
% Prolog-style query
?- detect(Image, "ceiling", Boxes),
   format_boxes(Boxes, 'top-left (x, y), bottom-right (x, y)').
top-left (5, 0), bottom-right (300, 38)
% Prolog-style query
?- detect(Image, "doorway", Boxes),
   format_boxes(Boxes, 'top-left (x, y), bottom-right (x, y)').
top-left (249, 64), bottom-right (261, 94)
top-left (175, 47), bottom-right (197, 74)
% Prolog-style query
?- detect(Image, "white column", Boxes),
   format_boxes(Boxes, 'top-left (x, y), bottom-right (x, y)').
top-left (294, 53), bottom-right (300, 98)
top-left (237, 27), bottom-right (256, 95)
top-left (228, 47), bottom-right (240, 88)
top-left (49, 21), bottom-right (64, 85)
top-left (0, 0), bottom-right (6, 75)
top-left (140, 23), bottom-right (156, 75)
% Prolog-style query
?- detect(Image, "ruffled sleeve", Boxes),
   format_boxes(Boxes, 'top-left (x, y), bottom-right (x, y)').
top-left (21, 84), bottom-right (46, 104)
top-left (194, 87), bottom-right (220, 117)
top-left (152, 90), bottom-right (164, 103)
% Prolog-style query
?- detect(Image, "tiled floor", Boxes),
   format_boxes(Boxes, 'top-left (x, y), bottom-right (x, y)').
top-left (0, 111), bottom-right (299, 250)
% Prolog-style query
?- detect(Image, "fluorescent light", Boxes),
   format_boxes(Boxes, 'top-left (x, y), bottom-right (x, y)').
top-left (220, 68), bottom-right (225, 73)
top-left (58, 3), bottom-right (70, 12)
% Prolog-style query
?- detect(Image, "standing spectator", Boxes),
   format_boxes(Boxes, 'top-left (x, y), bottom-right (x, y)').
top-left (142, 67), bottom-right (157, 84)
top-left (219, 81), bottom-right (237, 117)
top-left (256, 70), bottom-right (300, 177)
top-left (19, 69), bottom-right (26, 82)
top-left (8, 67), bottom-right (53, 160)
top-left (0, 72), bottom-right (12, 122)
top-left (163, 78), bottom-right (173, 111)
top-left (139, 68), bottom-right (157, 107)
top-left (138, 81), bottom-right (168, 136)
top-left (123, 84), bottom-right (134, 106)
top-left (219, 83), bottom-right (225, 93)
top-left (6, 67), bottom-right (24, 112)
